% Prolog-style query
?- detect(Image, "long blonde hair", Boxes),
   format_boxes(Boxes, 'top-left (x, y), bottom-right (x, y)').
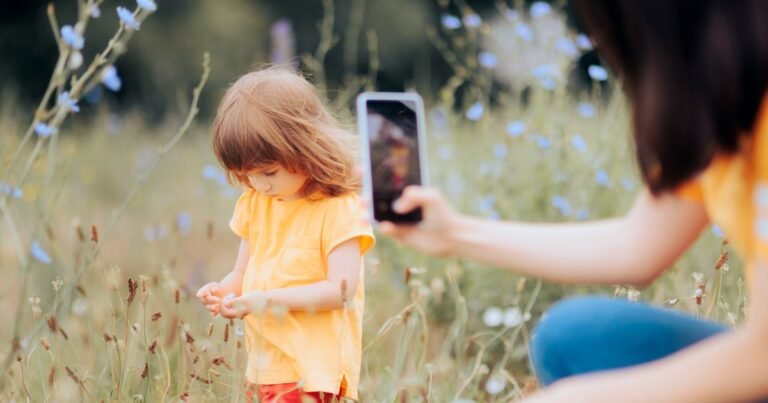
top-left (212, 66), bottom-right (360, 197)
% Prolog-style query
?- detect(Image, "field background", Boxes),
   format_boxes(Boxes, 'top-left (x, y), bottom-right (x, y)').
top-left (0, 1), bottom-right (743, 401)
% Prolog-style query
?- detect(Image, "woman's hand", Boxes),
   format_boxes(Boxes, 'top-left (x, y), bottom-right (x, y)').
top-left (378, 186), bottom-right (462, 256)
top-left (220, 291), bottom-right (269, 319)
top-left (195, 281), bottom-right (224, 316)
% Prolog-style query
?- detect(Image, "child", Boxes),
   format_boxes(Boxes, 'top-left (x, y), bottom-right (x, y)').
top-left (381, 1), bottom-right (768, 402)
top-left (195, 66), bottom-right (374, 402)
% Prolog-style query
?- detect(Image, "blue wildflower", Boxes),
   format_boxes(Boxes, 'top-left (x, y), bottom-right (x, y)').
top-left (556, 37), bottom-right (578, 58)
top-left (478, 52), bottom-right (498, 69)
top-left (539, 77), bottom-right (556, 90)
top-left (530, 1), bottom-right (551, 18)
top-left (551, 196), bottom-right (572, 216)
top-left (506, 121), bottom-right (525, 137)
top-left (60, 25), bottom-right (84, 50)
top-left (479, 196), bottom-right (495, 212)
top-left (712, 225), bottom-right (725, 238)
top-left (514, 23), bottom-right (534, 42)
top-left (532, 64), bottom-right (557, 79)
top-left (31, 241), bottom-right (52, 264)
top-left (437, 145), bottom-right (453, 160)
top-left (504, 9), bottom-right (519, 21)
top-left (90, 4), bottom-right (101, 18)
top-left (595, 169), bottom-right (610, 186)
top-left (493, 143), bottom-right (507, 159)
top-left (570, 134), bottom-right (587, 153)
top-left (489, 211), bottom-right (501, 221)
top-left (430, 108), bottom-right (449, 129)
top-left (534, 135), bottom-right (551, 149)
top-left (621, 178), bottom-right (635, 191)
top-left (575, 34), bottom-right (593, 50)
top-left (463, 14), bottom-right (482, 28)
top-left (35, 123), bottom-right (57, 138)
top-left (1, 183), bottom-right (22, 199)
top-left (466, 102), bottom-right (485, 121)
top-left (176, 212), bottom-right (192, 235)
top-left (588, 65), bottom-right (609, 81)
top-left (441, 14), bottom-right (462, 30)
top-left (117, 7), bottom-right (141, 30)
top-left (137, 0), bottom-right (157, 12)
top-left (57, 92), bottom-right (80, 113)
top-left (202, 165), bottom-right (220, 180)
top-left (101, 65), bottom-right (122, 91)
top-left (577, 102), bottom-right (596, 118)
top-left (575, 209), bottom-right (591, 220)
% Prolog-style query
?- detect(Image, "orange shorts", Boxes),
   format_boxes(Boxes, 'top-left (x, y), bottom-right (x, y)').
top-left (245, 382), bottom-right (342, 403)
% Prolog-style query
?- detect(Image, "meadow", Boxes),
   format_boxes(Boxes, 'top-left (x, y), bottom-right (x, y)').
top-left (0, 1), bottom-right (745, 401)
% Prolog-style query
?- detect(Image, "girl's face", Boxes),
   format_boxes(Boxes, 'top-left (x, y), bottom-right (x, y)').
top-left (245, 165), bottom-right (308, 201)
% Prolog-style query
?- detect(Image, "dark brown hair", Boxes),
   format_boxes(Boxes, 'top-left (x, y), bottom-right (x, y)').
top-left (575, 0), bottom-right (768, 193)
top-left (212, 66), bottom-right (360, 198)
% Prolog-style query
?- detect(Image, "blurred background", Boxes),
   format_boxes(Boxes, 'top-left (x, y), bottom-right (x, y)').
top-left (0, 1), bottom-right (737, 401)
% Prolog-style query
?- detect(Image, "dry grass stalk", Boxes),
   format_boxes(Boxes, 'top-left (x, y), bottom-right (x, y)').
top-left (151, 312), bottom-right (162, 321)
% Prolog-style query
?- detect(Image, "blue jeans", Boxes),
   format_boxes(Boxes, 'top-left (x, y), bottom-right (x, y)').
top-left (530, 296), bottom-right (727, 386)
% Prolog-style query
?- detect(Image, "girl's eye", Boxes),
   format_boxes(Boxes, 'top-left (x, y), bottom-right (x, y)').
top-left (263, 171), bottom-right (277, 177)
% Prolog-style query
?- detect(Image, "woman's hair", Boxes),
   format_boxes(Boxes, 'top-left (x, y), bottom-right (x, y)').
top-left (575, 0), bottom-right (768, 194)
top-left (212, 66), bottom-right (360, 197)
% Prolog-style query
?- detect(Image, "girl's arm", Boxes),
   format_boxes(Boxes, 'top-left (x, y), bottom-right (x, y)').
top-left (525, 271), bottom-right (768, 402)
top-left (221, 238), bottom-right (361, 316)
top-left (382, 187), bottom-right (709, 286)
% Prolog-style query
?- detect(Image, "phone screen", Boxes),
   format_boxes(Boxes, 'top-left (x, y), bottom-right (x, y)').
top-left (361, 96), bottom-right (424, 223)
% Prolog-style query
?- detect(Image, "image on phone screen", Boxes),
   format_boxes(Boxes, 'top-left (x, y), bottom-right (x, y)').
top-left (358, 93), bottom-right (426, 224)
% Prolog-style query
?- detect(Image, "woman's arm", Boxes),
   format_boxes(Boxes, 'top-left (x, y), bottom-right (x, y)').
top-left (382, 187), bottom-right (709, 285)
top-left (526, 269), bottom-right (768, 402)
top-left (220, 238), bottom-right (361, 316)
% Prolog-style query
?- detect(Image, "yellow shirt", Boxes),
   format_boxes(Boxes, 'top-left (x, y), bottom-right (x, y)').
top-left (677, 96), bottom-right (768, 284)
top-left (229, 189), bottom-right (374, 399)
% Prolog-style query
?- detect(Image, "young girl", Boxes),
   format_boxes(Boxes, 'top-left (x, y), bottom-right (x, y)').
top-left (382, 1), bottom-right (768, 402)
top-left (195, 66), bottom-right (374, 402)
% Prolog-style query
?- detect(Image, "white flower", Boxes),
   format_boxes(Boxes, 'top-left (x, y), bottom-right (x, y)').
top-left (482, 306), bottom-right (503, 327)
top-left (137, 0), bottom-right (157, 12)
top-left (68, 51), bottom-right (83, 69)
top-left (485, 374), bottom-right (506, 395)
top-left (503, 307), bottom-right (529, 328)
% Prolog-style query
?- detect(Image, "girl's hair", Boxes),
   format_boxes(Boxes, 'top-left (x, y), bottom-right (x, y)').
top-left (575, 0), bottom-right (768, 194)
top-left (212, 66), bottom-right (360, 197)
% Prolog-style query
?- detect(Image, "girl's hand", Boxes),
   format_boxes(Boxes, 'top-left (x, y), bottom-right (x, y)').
top-left (220, 291), bottom-right (269, 319)
top-left (196, 281), bottom-right (224, 316)
top-left (379, 186), bottom-right (461, 256)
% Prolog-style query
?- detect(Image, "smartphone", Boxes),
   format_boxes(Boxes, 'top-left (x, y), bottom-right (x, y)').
top-left (357, 92), bottom-right (428, 224)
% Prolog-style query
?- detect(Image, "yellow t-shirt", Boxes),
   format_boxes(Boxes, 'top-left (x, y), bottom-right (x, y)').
top-left (229, 189), bottom-right (374, 399)
top-left (677, 96), bottom-right (768, 284)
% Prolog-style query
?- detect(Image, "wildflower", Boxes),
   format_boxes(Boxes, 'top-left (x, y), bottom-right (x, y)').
top-left (89, 4), bottom-right (101, 18)
top-left (575, 33), bottom-right (593, 50)
top-left (430, 108), bottom-right (449, 129)
top-left (52, 277), bottom-right (63, 291)
top-left (31, 241), bottom-right (52, 264)
top-left (515, 23), bottom-right (534, 42)
top-left (503, 307), bottom-right (529, 328)
top-left (117, 6), bottom-right (141, 30)
top-left (621, 178), bottom-right (635, 191)
top-left (60, 25), bottom-right (84, 49)
top-left (506, 121), bottom-right (525, 137)
top-left (101, 65), bottom-right (122, 91)
top-left (504, 9), bottom-right (519, 21)
top-left (34, 123), bottom-right (57, 138)
top-left (202, 165), bottom-right (220, 180)
top-left (478, 51), bottom-right (498, 69)
top-left (437, 145), bottom-right (453, 160)
top-left (270, 19), bottom-right (295, 65)
top-left (463, 13), bottom-right (482, 28)
top-left (68, 51), bottom-right (83, 69)
top-left (530, 1), bottom-right (552, 18)
top-left (588, 65), bottom-right (609, 81)
top-left (556, 37), bottom-right (579, 58)
top-left (57, 92), bottom-right (80, 113)
top-left (712, 225), bottom-right (725, 238)
top-left (29, 297), bottom-right (42, 319)
top-left (595, 169), bottom-right (610, 187)
top-left (482, 306), bottom-right (503, 327)
top-left (235, 326), bottom-right (244, 337)
top-left (551, 196), bottom-right (572, 216)
top-left (627, 289), bottom-right (641, 302)
top-left (754, 183), bottom-right (768, 208)
top-left (71, 298), bottom-right (88, 315)
top-left (534, 135), bottom-right (551, 149)
top-left (576, 102), bottom-right (596, 118)
top-left (493, 143), bottom-right (507, 159)
top-left (441, 14), bottom-right (462, 30)
top-left (532, 64), bottom-right (558, 79)
top-left (485, 374), bottom-right (506, 395)
top-left (0, 183), bottom-right (22, 199)
top-left (176, 212), bottom-right (192, 235)
top-left (570, 134), bottom-right (587, 152)
top-left (465, 102), bottom-right (485, 121)
top-left (755, 218), bottom-right (768, 241)
top-left (137, 0), bottom-right (157, 12)
top-left (479, 196), bottom-right (495, 212)
top-left (574, 209), bottom-right (590, 220)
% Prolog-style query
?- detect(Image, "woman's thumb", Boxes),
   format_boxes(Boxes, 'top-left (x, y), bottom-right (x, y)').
top-left (393, 186), bottom-right (436, 213)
